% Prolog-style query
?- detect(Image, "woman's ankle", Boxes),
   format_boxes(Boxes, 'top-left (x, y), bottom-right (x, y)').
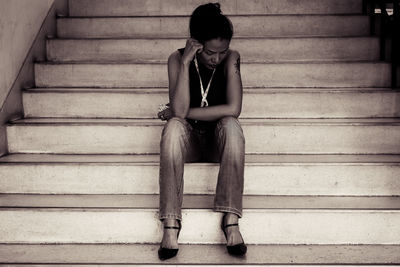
top-left (163, 218), bottom-right (180, 227)
top-left (224, 212), bottom-right (239, 225)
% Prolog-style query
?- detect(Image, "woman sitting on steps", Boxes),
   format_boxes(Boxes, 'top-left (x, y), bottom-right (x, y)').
top-left (158, 2), bottom-right (247, 260)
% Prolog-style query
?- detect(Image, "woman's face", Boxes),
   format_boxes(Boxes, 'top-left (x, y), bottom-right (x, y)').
top-left (198, 38), bottom-right (230, 69)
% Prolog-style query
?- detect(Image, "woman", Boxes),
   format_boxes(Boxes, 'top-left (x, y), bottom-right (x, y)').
top-left (158, 2), bottom-right (246, 260)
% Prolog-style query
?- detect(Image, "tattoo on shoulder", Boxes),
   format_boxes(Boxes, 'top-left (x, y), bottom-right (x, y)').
top-left (234, 56), bottom-right (240, 75)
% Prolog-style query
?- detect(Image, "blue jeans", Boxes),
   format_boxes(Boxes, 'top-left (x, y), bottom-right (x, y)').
top-left (159, 116), bottom-right (245, 221)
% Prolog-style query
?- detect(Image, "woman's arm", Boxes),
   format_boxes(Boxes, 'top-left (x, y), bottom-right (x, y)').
top-left (186, 50), bottom-right (243, 121)
top-left (168, 39), bottom-right (203, 119)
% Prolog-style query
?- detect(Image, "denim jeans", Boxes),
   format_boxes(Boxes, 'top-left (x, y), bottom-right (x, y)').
top-left (159, 116), bottom-right (245, 221)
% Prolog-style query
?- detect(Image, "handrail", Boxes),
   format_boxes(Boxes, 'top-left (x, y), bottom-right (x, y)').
top-left (364, 0), bottom-right (399, 88)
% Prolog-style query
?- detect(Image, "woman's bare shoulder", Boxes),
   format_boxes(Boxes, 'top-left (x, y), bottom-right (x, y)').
top-left (168, 50), bottom-right (182, 64)
top-left (223, 49), bottom-right (240, 74)
top-left (227, 49), bottom-right (240, 62)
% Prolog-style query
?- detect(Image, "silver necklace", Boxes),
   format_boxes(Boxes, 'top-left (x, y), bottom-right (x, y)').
top-left (194, 56), bottom-right (216, 107)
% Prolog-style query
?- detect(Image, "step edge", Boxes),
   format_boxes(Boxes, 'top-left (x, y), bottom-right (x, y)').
top-left (1, 194), bottom-right (400, 210)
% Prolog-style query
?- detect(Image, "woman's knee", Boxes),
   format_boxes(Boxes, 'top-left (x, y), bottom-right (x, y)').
top-left (216, 116), bottom-right (245, 142)
top-left (161, 117), bottom-right (190, 142)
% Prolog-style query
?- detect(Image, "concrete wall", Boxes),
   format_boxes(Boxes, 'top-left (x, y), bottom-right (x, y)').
top-left (0, 0), bottom-right (64, 156)
top-left (0, 0), bottom-right (54, 106)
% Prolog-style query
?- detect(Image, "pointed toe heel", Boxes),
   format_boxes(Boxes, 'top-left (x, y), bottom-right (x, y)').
top-left (227, 242), bottom-right (247, 256)
top-left (158, 220), bottom-right (181, 261)
top-left (221, 214), bottom-right (247, 257)
top-left (158, 247), bottom-right (179, 261)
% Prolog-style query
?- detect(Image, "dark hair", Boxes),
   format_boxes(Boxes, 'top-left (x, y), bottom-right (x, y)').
top-left (189, 3), bottom-right (233, 44)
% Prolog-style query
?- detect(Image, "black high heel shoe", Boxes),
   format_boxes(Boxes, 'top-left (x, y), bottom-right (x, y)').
top-left (158, 220), bottom-right (181, 261)
top-left (221, 214), bottom-right (247, 256)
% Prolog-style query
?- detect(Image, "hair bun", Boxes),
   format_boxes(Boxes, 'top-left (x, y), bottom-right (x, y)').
top-left (193, 2), bottom-right (222, 17)
top-left (211, 2), bottom-right (222, 14)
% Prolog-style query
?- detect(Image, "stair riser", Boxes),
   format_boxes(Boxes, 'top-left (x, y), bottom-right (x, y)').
top-left (69, 0), bottom-right (363, 16)
top-left (57, 16), bottom-right (369, 38)
top-left (7, 124), bottom-right (400, 154)
top-left (1, 164), bottom-right (399, 196)
top-left (35, 63), bottom-right (391, 88)
top-left (23, 90), bottom-right (400, 118)
top-left (46, 38), bottom-right (380, 62)
top-left (1, 209), bottom-right (399, 244)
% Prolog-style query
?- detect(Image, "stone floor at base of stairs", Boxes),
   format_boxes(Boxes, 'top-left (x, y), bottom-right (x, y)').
top-left (0, 244), bottom-right (399, 264)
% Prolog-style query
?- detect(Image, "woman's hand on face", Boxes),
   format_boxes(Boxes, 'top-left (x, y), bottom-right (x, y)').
top-left (182, 38), bottom-right (203, 66)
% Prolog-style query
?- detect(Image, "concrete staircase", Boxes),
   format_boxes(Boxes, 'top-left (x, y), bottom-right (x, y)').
top-left (1, 0), bottom-right (400, 265)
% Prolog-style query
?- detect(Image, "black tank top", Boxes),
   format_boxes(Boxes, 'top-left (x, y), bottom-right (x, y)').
top-left (178, 48), bottom-right (227, 129)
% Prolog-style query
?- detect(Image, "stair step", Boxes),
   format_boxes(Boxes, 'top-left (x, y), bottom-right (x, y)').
top-left (1, 194), bottom-right (399, 209)
top-left (1, 244), bottom-right (399, 264)
top-left (1, 154), bottom-right (399, 195)
top-left (69, 0), bottom-right (363, 16)
top-left (35, 62), bottom-right (391, 88)
top-left (23, 88), bottom-right (400, 119)
top-left (7, 118), bottom-right (400, 154)
top-left (0, 208), bottom-right (399, 244)
top-left (57, 15), bottom-right (370, 38)
top-left (46, 37), bottom-right (380, 63)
